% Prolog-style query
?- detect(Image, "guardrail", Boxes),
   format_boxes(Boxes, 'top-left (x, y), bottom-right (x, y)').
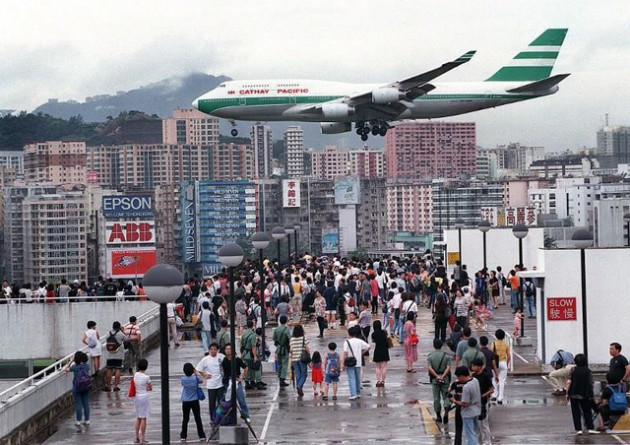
top-left (0, 294), bottom-right (152, 304)
top-left (0, 304), bottom-right (160, 441)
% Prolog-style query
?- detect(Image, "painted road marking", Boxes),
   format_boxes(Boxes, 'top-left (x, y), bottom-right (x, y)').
top-left (414, 401), bottom-right (441, 435)
top-left (260, 386), bottom-right (280, 441)
top-left (613, 434), bottom-right (628, 444)
top-left (513, 350), bottom-right (530, 363)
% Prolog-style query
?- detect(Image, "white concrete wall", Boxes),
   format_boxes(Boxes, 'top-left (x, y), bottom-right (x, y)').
top-left (539, 247), bottom-right (630, 364)
top-left (444, 227), bottom-right (544, 274)
top-left (338, 205), bottom-right (357, 256)
top-left (0, 301), bottom-right (158, 360)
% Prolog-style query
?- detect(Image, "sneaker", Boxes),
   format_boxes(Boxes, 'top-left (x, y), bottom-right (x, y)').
top-left (279, 379), bottom-right (290, 387)
top-left (587, 430), bottom-right (600, 435)
top-left (180, 439), bottom-right (187, 443)
top-left (575, 431), bottom-right (583, 435)
top-left (297, 387), bottom-right (304, 397)
top-left (332, 395), bottom-right (337, 400)
top-left (82, 420), bottom-right (90, 426)
top-left (74, 421), bottom-right (82, 427)
top-left (102, 387), bottom-right (111, 392)
top-left (322, 395), bottom-right (328, 401)
top-left (113, 387), bottom-right (121, 392)
top-left (348, 395), bottom-right (359, 400)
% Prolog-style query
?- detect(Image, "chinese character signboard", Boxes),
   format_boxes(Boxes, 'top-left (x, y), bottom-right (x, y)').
top-left (505, 206), bottom-right (539, 227)
top-left (282, 179), bottom-right (301, 208)
top-left (546, 297), bottom-right (577, 321)
top-left (480, 207), bottom-right (498, 226)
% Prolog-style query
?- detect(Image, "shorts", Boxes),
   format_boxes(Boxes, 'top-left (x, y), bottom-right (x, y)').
top-left (325, 373), bottom-right (340, 384)
top-left (106, 359), bottom-right (124, 369)
top-left (326, 310), bottom-right (336, 315)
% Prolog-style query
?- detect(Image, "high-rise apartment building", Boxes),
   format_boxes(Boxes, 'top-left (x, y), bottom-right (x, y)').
top-left (597, 125), bottom-right (630, 167)
top-left (386, 180), bottom-right (433, 234)
top-left (87, 144), bottom-right (211, 188)
top-left (311, 146), bottom-right (349, 180)
top-left (208, 143), bottom-right (255, 181)
top-left (162, 108), bottom-right (219, 146)
top-left (356, 178), bottom-right (387, 251)
top-left (24, 141), bottom-right (86, 184)
top-left (154, 184), bottom-right (179, 266)
top-left (349, 147), bottom-right (385, 178)
top-left (0, 151), bottom-right (24, 173)
top-left (284, 126), bottom-right (304, 177)
top-left (251, 124), bottom-right (273, 178)
top-left (385, 122), bottom-right (476, 180)
top-left (4, 184), bottom-right (88, 284)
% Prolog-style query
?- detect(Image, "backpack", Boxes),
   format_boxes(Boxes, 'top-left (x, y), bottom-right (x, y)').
top-left (608, 384), bottom-right (628, 412)
top-left (327, 352), bottom-right (340, 377)
top-left (525, 282), bottom-right (535, 297)
top-left (87, 333), bottom-right (98, 349)
top-left (74, 365), bottom-right (93, 393)
top-left (106, 330), bottom-right (121, 352)
top-left (213, 399), bottom-right (234, 426)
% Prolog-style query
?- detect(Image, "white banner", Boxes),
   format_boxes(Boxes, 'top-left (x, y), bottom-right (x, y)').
top-left (282, 179), bottom-right (301, 208)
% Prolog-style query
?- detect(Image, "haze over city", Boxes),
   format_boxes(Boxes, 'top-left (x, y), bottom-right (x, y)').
top-left (2, 0), bottom-right (629, 149)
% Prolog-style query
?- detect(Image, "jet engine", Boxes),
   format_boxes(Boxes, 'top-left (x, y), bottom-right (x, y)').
top-left (372, 87), bottom-right (406, 104)
top-left (320, 122), bottom-right (352, 134)
top-left (321, 103), bottom-right (355, 119)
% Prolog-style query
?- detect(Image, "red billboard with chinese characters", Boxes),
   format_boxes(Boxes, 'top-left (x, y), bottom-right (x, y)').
top-left (106, 248), bottom-right (157, 278)
top-left (547, 297), bottom-right (577, 321)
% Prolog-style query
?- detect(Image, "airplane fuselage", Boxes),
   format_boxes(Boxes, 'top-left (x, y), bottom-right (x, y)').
top-left (194, 79), bottom-right (556, 123)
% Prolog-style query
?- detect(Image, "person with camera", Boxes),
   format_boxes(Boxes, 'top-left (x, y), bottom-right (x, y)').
top-left (428, 339), bottom-right (451, 424)
top-left (471, 358), bottom-right (494, 445)
top-left (449, 366), bottom-right (481, 445)
top-left (549, 349), bottom-right (575, 396)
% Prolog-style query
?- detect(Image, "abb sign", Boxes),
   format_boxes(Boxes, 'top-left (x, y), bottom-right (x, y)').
top-left (106, 221), bottom-right (155, 244)
top-left (547, 297), bottom-right (577, 321)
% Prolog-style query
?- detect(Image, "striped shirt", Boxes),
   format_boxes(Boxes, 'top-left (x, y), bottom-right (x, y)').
top-left (125, 324), bottom-right (141, 341)
top-left (289, 336), bottom-right (309, 362)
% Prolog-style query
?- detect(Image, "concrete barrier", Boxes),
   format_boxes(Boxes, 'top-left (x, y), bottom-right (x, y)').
top-left (0, 305), bottom-right (161, 445)
top-left (0, 301), bottom-right (158, 360)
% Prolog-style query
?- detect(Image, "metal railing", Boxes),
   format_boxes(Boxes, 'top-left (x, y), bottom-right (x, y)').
top-left (0, 294), bottom-right (153, 304)
top-left (0, 304), bottom-right (159, 405)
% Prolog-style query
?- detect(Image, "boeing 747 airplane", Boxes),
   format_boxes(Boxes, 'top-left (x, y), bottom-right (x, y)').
top-left (193, 29), bottom-right (569, 141)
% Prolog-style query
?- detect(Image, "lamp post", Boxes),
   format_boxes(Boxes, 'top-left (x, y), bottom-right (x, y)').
top-left (478, 220), bottom-right (491, 271)
top-left (271, 226), bottom-right (286, 274)
top-left (284, 225), bottom-right (295, 265)
top-left (512, 223), bottom-right (529, 337)
top-left (294, 223), bottom-right (300, 260)
top-left (572, 229), bottom-right (593, 357)
top-left (624, 213), bottom-right (630, 247)
top-left (251, 232), bottom-right (271, 361)
top-left (143, 264), bottom-right (184, 445)
top-left (455, 218), bottom-right (465, 269)
top-left (218, 243), bottom-right (245, 427)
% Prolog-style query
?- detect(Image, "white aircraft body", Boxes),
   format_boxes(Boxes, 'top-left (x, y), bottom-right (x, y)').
top-left (193, 29), bottom-right (569, 140)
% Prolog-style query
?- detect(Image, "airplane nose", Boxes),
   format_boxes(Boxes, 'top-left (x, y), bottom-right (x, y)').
top-left (192, 98), bottom-right (199, 109)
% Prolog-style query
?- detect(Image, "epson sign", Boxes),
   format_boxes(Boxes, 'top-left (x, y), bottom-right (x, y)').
top-left (102, 195), bottom-right (153, 218)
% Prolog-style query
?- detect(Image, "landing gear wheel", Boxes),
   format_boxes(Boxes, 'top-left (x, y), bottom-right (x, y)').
top-left (361, 134), bottom-right (369, 142)
top-left (371, 127), bottom-right (380, 136)
top-left (362, 127), bottom-right (370, 136)
top-left (379, 127), bottom-right (387, 137)
top-left (356, 128), bottom-right (363, 135)
top-left (231, 129), bottom-right (238, 137)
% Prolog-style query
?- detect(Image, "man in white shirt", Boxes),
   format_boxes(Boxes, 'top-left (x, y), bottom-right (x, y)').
top-left (342, 326), bottom-right (370, 400)
top-left (196, 343), bottom-right (225, 421)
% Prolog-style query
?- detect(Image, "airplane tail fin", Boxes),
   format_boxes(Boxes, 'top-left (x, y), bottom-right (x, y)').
top-left (486, 28), bottom-right (568, 82)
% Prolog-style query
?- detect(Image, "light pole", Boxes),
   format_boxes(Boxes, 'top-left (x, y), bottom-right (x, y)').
top-left (218, 243), bottom-right (245, 427)
top-left (271, 226), bottom-right (286, 274)
top-left (512, 223), bottom-right (529, 337)
top-left (455, 218), bottom-right (465, 270)
top-left (572, 229), bottom-right (593, 357)
top-left (284, 225), bottom-right (295, 265)
top-left (294, 223), bottom-right (300, 261)
top-left (143, 264), bottom-right (184, 445)
top-left (624, 213), bottom-right (630, 247)
top-left (478, 220), bottom-right (491, 271)
top-left (251, 232), bottom-right (271, 361)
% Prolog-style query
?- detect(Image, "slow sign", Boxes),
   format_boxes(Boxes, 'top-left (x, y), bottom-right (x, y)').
top-left (546, 297), bottom-right (577, 321)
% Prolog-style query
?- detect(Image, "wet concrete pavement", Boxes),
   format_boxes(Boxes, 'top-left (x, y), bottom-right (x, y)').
top-left (42, 303), bottom-right (630, 444)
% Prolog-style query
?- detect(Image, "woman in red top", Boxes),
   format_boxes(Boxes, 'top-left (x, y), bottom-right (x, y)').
top-left (370, 274), bottom-right (380, 315)
top-left (45, 284), bottom-right (56, 303)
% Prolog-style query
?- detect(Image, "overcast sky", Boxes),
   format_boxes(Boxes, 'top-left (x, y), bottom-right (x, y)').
top-left (2, 0), bottom-right (628, 150)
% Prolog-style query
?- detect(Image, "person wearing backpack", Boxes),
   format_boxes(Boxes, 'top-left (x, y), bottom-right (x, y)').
top-left (272, 315), bottom-right (291, 388)
top-left (597, 372), bottom-right (628, 431)
top-left (322, 342), bottom-right (341, 401)
top-left (566, 353), bottom-right (598, 434)
top-left (524, 278), bottom-right (536, 318)
top-left (241, 320), bottom-right (263, 390)
top-left (104, 321), bottom-right (127, 392)
top-left (64, 351), bottom-right (92, 427)
top-left (81, 320), bottom-right (101, 376)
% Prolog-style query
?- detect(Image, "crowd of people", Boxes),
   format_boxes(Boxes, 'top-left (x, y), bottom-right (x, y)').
top-left (59, 252), bottom-right (629, 444)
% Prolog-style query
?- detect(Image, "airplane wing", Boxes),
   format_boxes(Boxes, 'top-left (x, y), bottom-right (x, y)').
top-left (344, 50), bottom-right (475, 107)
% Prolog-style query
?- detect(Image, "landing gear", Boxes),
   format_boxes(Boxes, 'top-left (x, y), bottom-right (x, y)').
top-left (355, 121), bottom-right (389, 140)
top-left (229, 120), bottom-right (238, 137)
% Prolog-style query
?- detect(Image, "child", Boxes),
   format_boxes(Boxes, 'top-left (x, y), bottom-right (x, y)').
top-left (64, 351), bottom-right (91, 427)
top-left (81, 320), bottom-right (101, 375)
top-left (180, 362), bottom-right (207, 442)
top-left (133, 359), bottom-right (152, 444)
top-left (473, 299), bottom-right (489, 330)
top-left (322, 343), bottom-right (340, 401)
top-left (512, 308), bottom-right (524, 337)
top-left (311, 351), bottom-right (324, 397)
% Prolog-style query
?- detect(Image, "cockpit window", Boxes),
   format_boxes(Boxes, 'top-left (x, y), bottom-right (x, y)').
top-left (219, 84), bottom-right (226, 88)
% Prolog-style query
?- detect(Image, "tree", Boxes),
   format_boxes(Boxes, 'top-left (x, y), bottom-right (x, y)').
top-left (544, 235), bottom-right (558, 249)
